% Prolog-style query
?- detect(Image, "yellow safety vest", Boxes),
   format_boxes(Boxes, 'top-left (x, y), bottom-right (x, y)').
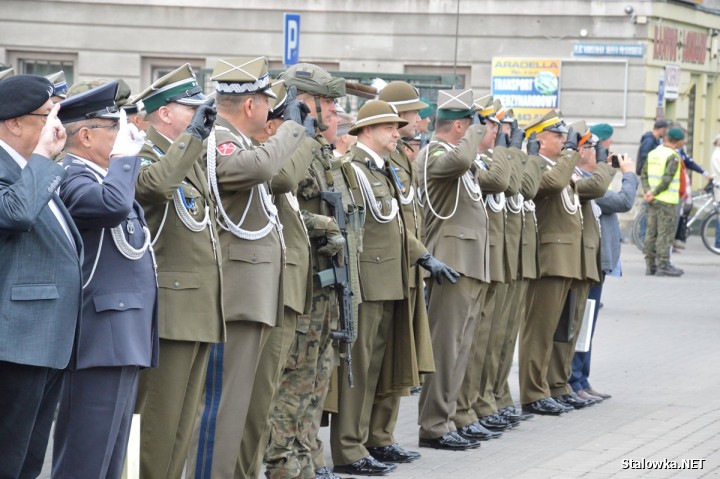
top-left (647, 145), bottom-right (680, 205)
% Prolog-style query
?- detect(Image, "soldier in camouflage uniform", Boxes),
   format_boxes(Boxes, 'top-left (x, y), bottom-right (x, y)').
top-left (264, 63), bottom-right (362, 479)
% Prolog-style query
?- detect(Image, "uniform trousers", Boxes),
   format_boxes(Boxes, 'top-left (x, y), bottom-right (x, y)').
top-left (187, 321), bottom-right (271, 479)
top-left (495, 279), bottom-right (529, 409)
top-left (331, 300), bottom-right (395, 465)
top-left (265, 294), bottom-right (333, 479)
top-left (307, 311), bottom-right (336, 471)
top-left (548, 281), bottom-right (591, 397)
top-left (0, 361), bottom-right (63, 479)
top-left (475, 282), bottom-right (513, 417)
top-left (419, 276), bottom-right (486, 439)
top-left (454, 281), bottom-right (501, 427)
top-left (52, 366), bottom-right (139, 479)
top-left (135, 339), bottom-right (210, 479)
top-left (519, 276), bottom-right (574, 404)
top-left (367, 284), bottom-right (422, 449)
top-left (569, 278), bottom-right (604, 392)
top-left (239, 308), bottom-right (298, 479)
top-left (644, 201), bottom-right (677, 268)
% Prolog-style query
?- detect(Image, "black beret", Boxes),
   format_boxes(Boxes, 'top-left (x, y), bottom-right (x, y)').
top-left (0, 75), bottom-right (53, 121)
top-left (58, 80), bottom-right (120, 124)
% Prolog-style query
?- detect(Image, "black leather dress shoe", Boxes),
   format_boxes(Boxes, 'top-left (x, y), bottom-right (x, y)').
top-left (500, 406), bottom-right (534, 421)
top-left (522, 398), bottom-right (564, 416)
top-left (333, 456), bottom-right (397, 476)
top-left (457, 422), bottom-right (502, 441)
top-left (479, 414), bottom-right (514, 431)
top-left (315, 466), bottom-right (345, 479)
top-left (553, 392), bottom-right (592, 409)
top-left (419, 431), bottom-right (479, 450)
top-left (546, 396), bottom-right (574, 412)
top-left (367, 443), bottom-right (421, 463)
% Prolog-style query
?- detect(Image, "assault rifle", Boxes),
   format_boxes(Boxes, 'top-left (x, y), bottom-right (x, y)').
top-left (318, 191), bottom-right (354, 388)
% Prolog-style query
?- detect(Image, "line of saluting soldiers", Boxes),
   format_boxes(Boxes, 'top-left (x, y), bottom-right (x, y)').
top-left (0, 58), bottom-right (618, 479)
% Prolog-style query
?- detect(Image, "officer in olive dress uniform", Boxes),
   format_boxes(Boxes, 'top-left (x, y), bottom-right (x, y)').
top-left (187, 57), bottom-right (306, 479)
top-left (53, 82), bottom-right (158, 479)
top-left (454, 96), bottom-right (513, 439)
top-left (417, 89), bottom-right (489, 451)
top-left (519, 110), bottom-right (585, 416)
top-left (331, 101), bottom-right (458, 476)
top-left (364, 81), bottom-right (435, 465)
top-left (547, 121), bottom-right (614, 409)
top-left (237, 81), bottom-right (319, 479)
top-left (271, 63), bottom-right (364, 479)
top-left (132, 64), bottom-right (223, 479)
top-left (485, 106), bottom-right (542, 423)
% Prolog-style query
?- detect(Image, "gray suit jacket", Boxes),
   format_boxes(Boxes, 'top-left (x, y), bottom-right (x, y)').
top-left (0, 147), bottom-right (82, 369)
top-left (60, 154), bottom-right (159, 369)
top-left (596, 172), bottom-right (639, 273)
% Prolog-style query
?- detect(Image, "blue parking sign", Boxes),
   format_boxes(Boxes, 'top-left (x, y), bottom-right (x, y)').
top-left (284, 13), bottom-right (300, 66)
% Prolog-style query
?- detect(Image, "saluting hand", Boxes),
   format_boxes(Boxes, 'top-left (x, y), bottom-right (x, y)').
top-left (526, 132), bottom-right (540, 156)
top-left (33, 103), bottom-right (66, 158)
top-left (110, 109), bottom-right (146, 159)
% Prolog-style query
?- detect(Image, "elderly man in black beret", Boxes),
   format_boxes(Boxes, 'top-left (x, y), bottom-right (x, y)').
top-left (0, 75), bottom-right (83, 478)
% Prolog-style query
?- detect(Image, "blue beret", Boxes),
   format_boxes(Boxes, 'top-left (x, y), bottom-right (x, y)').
top-left (590, 123), bottom-right (613, 141)
top-left (58, 81), bottom-right (120, 124)
top-left (0, 75), bottom-right (53, 121)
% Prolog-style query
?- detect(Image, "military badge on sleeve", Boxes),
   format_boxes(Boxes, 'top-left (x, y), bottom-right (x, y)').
top-left (216, 142), bottom-right (237, 156)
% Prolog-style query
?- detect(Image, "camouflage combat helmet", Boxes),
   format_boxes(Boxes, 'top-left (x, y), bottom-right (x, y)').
top-left (279, 63), bottom-right (346, 131)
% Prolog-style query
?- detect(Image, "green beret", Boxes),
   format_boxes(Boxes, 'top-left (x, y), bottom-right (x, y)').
top-left (668, 127), bottom-right (685, 141)
top-left (419, 98), bottom-right (433, 119)
top-left (590, 123), bottom-right (613, 141)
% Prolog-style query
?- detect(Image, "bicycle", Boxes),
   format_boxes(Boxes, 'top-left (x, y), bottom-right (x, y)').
top-left (631, 181), bottom-right (720, 254)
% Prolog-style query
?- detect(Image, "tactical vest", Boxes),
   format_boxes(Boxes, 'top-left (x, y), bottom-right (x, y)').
top-left (647, 145), bottom-right (681, 205)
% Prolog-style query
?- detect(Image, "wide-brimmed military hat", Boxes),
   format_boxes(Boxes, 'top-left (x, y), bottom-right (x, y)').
top-left (133, 64), bottom-right (205, 114)
top-left (379, 81), bottom-right (429, 113)
top-left (267, 80), bottom-right (288, 120)
top-left (568, 120), bottom-right (597, 147)
top-left (0, 75), bottom-right (54, 121)
top-left (212, 57), bottom-right (276, 99)
top-left (0, 68), bottom-right (15, 82)
top-left (58, 80), bottom-right (120, 124)
top-left (279, 63), bottom-right (346, 99)
top-left (436, 89), bottom-right (475, 121)
top-left (45, 71), bottom-right (68, 99)
top-left (348, 100), bottom-right (408, 136)
top-left (524, 110), bottom-right (568, 138)
top-left (474, 94), bottom-right (500, 125)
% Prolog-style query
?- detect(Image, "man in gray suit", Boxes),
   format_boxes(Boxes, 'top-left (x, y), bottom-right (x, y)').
top-left (0, 75), bottom-right (83, 478)
top-left (51, 81), bottom-right (159, 479)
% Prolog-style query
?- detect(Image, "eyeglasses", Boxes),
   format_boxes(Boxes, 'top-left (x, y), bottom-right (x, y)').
top-left (67, 122), bottom-right (119, 136)
top-left (25, 113), bottom-right (50, 123)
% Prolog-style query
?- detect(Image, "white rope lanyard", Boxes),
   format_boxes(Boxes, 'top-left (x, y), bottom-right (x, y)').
top-left (486, 192), bottom-right (506, 213)
top-left (352, 163), bottom-right (399, 224)
top-left (73, 163), bottom-right (154, 289)
top-left (422, 141), bottom-right (464, 220)
top-left (507, 193), bottom-right (523, 214)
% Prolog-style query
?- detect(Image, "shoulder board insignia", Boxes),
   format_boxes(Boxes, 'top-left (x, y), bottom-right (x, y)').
top-left (217, 142), bottom-right (237, 156)
top-left (140, 157), bottom-right (153, 167)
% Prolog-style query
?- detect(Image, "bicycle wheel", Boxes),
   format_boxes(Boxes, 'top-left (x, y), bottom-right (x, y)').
top-left (700, 211), bottom-right (720, 255)
top-left (631, 209), bottom-right (646, 251)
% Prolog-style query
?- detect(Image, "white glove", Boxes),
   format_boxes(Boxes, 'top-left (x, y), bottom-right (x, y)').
top-left (110, 109), bottom-right (145, 159)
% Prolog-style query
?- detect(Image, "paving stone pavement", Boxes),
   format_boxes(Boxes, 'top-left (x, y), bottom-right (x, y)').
top-left (40, 236), bottom-right (720, 478)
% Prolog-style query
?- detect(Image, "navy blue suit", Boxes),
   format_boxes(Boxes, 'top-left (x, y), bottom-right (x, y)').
top-left (52, 154), bottom-right (158, 479)
top-left (0, 145), bottom-right (83, 479)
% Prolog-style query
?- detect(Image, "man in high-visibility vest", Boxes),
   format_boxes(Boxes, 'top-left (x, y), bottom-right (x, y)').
top-left (641, 127), bottom-right (686, 277)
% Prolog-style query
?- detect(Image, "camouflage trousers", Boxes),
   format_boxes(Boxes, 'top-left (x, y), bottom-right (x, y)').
top-left (264, 289), bottom-right (337, 479)
top-left (644, 201), bottom-right (677, 268)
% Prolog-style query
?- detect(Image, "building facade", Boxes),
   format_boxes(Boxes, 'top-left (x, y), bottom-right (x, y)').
top-left (1, 0), bottom-right (718, 174)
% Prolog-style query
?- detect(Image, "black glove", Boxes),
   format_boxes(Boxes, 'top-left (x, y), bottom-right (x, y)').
top-left (495, 130), bottom-right (509, 148)
top-left (595, 142), bottom-right (609, 163)
top-left (563, 127), bottom-right (581, 152)
top-left (282, 86), bottom-right (315, 137)
top-left (416, 252), bottom-right (460, 285)
top-left (185, 98), bottom-right (216, 141)
top-left (510, 120), bottom-right (525, 149)
top-left (474, 113), bottom-right (487, 125)
top-left (527, 132), bottom-right (540, 156)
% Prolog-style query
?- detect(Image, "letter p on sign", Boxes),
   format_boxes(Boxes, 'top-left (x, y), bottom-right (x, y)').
top-left (284, 13), bottom-right (300, 66)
